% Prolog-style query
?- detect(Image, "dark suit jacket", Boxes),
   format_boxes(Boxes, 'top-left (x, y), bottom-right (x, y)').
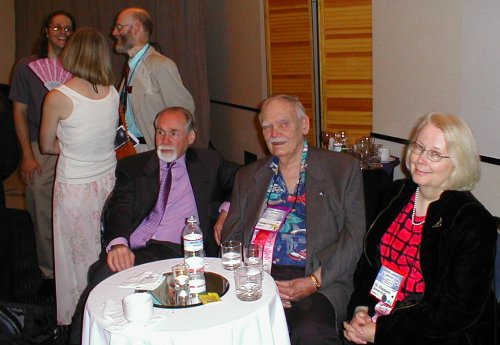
top-left (105, 148), bottom-right (239, 257)
top-left (221, 147), bottom-right (365, 326)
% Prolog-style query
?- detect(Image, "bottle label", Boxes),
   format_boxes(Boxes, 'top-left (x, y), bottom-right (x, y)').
top-left (183, 233), bottom-right (203, 251)
top-left (189, 277), bottom-right (207, 294)
top-left (185, 256), bottom-right (204, 271)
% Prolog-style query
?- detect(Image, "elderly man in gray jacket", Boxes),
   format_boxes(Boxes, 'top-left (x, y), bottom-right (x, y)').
top-left (221, 94), bottom-right (365, 345)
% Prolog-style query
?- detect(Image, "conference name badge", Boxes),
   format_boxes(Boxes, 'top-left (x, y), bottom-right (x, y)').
top-left (370, 265), bottom-right (405, 308)
top-left (252, 206), bottom-right (291, 273)
top-left (254, 206), bottom-right (290, 232)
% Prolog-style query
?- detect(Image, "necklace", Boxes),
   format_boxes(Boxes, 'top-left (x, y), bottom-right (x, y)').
top-left (411, 187), bottom-right (426, 226)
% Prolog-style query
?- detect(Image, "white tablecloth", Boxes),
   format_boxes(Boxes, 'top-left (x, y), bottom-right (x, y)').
top-left (82, 257), bottom-right (291, 345)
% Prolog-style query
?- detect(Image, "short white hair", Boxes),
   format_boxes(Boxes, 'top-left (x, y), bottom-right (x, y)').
top-left (259, 94), bottom-right (307, 123)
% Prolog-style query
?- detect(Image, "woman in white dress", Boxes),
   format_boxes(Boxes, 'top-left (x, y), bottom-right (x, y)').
top-left (40, 28), bottom-right (119, 326)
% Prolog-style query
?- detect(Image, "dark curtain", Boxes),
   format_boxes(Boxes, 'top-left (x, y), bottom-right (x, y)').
top-left (13, 0), bottom-right (210, 148)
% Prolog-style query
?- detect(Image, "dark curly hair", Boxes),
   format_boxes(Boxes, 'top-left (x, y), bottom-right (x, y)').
top-left (32, 10), bottom-right (76, 58)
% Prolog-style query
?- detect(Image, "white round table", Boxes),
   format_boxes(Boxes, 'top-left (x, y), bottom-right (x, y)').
top-left (82, 257), bottom-right (290, 345)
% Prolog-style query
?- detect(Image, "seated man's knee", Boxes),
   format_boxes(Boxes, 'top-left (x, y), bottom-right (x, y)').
top-left (88, 259), bottom-right (114, 286)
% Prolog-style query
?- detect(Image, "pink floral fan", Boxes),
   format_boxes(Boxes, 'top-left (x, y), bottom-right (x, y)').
top-left (28, 58), bottom-right (73, 90)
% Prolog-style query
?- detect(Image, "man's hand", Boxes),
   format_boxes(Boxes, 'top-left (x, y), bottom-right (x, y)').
top-left (107, 244), bottom-right (135, 272)
top-left (214, 210), bottom-right (228, 245)
top-left (20, 156), bottom-right (42, 185)
top-left (275, 276), bottom-right (317, 308)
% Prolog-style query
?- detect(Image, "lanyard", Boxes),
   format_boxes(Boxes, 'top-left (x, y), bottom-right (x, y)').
top-left (123, 43), bottom-right (151, 95)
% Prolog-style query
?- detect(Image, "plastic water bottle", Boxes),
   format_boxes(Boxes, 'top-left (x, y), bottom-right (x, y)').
top-left (182, 216), bottom-right (206, 303)
top-left (182, 216), bottom-right (204, 271)
top-left (188, 268), bottom-right (206, 304)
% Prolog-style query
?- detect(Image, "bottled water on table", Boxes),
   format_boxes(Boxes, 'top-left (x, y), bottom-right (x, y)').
top-left (182, 216), bottom-right (206, 303)
top-left (182, 215), bottom-right (204, 273)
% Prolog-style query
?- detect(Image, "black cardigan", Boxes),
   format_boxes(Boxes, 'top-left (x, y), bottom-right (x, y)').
top-left (348, 179), bottom-right (497, 345)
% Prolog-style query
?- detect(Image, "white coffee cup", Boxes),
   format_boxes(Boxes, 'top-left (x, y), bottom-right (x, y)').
top-left (122, 292), bottom-right (153, 323)
top-left (378, 147), bottom-right (391, 162)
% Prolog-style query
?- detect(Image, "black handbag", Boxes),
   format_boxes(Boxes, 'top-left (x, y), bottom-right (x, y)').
top-left (0, 301), bottom-right (57, 344)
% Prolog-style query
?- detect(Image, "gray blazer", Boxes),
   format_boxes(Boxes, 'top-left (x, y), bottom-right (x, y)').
top-left (221, 147), bottom-right (365, 325)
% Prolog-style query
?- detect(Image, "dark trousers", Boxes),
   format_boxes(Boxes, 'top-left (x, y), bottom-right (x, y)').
top-left (272, 265), bottom-right (341, 345)
top-left (69, 242), bottom-right (182, 345)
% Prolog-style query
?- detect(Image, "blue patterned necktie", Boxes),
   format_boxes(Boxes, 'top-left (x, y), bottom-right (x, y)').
top-left (129, 162), bottom-right (175, 249)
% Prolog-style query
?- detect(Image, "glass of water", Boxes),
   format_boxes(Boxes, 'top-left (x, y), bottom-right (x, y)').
top-left (234, 266), bottom-right (263, 301)
top-left (221, 241), bottom-right (242, 270)
top-left (243, 243), bottom-right (263, 269)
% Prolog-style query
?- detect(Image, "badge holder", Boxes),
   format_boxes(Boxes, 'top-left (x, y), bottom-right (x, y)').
top-left (251, 206), bottom-right (291, 273)
top-left (369, 265), bottom-right (406, 322)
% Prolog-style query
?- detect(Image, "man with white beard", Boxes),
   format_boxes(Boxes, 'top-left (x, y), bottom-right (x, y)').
top-left (105, 107), bottom-right (238, 268)
top-left (69, 107), bottom-right (238, 344)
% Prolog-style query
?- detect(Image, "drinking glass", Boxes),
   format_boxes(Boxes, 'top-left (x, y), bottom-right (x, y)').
top-left (243, 243), bottom-right (264, 270)
top-left (234, 266), bottom-right (263, 301)
top-left (321, 131), bottom-right (334, 148)
top-left (171, 263), bottom-right (189, 278)
top-left (221, 241), bottom-right (242, 270)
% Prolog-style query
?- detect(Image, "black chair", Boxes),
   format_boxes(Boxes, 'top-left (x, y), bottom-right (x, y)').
top-left (99, 192), bottom-right (114, 252)
top-left (362, 169), bottom-right (393, 227)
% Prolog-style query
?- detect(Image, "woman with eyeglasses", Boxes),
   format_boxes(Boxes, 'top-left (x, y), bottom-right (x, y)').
top-left (344, 113), bottom-right (497, 345)
top-left (9, 10), bottom-right (75, 289)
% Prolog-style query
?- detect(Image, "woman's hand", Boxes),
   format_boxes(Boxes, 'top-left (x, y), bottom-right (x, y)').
top-left (343, 310), bottom-right (375, 344)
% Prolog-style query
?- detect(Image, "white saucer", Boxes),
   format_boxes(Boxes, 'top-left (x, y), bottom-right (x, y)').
top-left (381, 156), bottom-right (396, 163)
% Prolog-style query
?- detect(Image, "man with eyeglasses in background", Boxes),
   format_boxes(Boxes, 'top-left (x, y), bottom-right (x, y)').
top-left (112, 7), bottom-right (195, 152)
top-left (9, 10), bottom-right (75, 288)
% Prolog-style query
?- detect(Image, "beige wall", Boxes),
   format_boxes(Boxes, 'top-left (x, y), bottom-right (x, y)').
top-left (4, 1), bottom-right (497, 214)
top-left (0, 0), bottom-right (15, 84)
top-left (373, 0), bottom-right (500, 216)
top-left (204, 0), bottom-right (268, 164)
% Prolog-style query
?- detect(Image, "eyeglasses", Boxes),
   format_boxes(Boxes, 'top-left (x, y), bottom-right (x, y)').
top-left (409, 142), bottom-right (450, 162)
top-left (114, 23), bottom-right (131, 31)
top-left (48, 25), bottom-right (73, 33)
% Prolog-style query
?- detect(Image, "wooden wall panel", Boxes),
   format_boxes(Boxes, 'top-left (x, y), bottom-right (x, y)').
top-left (265, 0), bottom-right (316, 145)
top-left (319, 0), bottom-right (372, 144)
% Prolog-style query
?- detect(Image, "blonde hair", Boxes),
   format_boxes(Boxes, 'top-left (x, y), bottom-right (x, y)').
top-left (405, 112), bottom-right (480, 191)
top-left (60, 28), bottom-right (114, 86)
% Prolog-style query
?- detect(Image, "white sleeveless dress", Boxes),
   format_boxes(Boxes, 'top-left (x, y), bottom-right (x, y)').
top-left (52, 85), bottom-right (118, 325)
